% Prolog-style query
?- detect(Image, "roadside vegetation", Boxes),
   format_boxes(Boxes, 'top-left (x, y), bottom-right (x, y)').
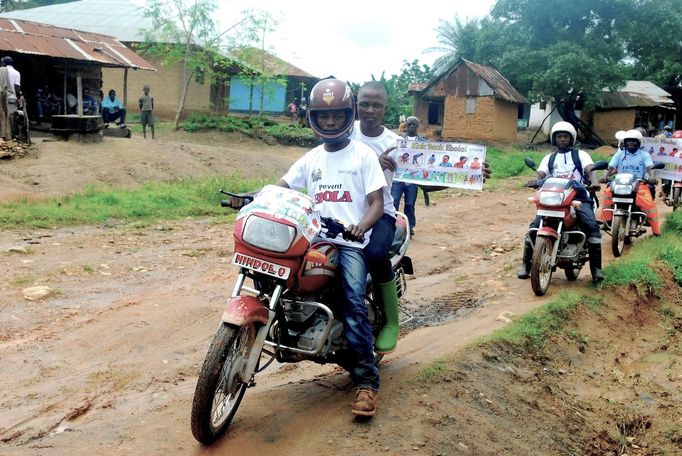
top-left (479, 209), bottom-right (682, 351)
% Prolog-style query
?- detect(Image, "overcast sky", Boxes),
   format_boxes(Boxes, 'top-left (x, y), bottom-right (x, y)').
top-left (220, 0), bottom-right (496, 83)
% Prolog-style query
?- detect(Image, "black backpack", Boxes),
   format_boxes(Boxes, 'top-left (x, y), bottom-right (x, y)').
top-left (547, 148), bottom-right (584, 183)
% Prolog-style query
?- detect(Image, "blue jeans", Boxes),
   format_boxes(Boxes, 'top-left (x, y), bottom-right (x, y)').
top-left (337, 245), bottom-right (379, 390)
top-left (364, 213), bottom-right (396, 284)
top-left (391, 181), bottom-right (417, 230)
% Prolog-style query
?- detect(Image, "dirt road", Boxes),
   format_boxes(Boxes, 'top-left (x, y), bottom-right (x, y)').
top-left (0, 134), bottom-right (673, 455)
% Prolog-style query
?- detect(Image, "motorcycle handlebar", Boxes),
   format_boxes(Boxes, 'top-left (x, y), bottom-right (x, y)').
top-left (320, 217), bottom-right (365, 244)
top-left (218, 189), bottom-right (255, 209)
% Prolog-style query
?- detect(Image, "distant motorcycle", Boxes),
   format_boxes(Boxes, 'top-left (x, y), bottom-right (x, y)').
top-left (602, 162), bottom-right (665, 257)
top-left (663, 177), bottom-right (682, 212)
top-left (523, 158), bottom-right (608, 296)
top-left (190, 185), bottom-right (413, 445)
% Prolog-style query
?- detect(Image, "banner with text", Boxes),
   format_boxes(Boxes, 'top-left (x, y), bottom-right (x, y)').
top-left (642, 137), bottom-right (682, 181)
top-left (394, 140), bottom-right (486, 190)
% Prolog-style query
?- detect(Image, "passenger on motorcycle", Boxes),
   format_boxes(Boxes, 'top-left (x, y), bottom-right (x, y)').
top-left (350, 81), bottom-right (403, 355)
top-left (232, 79), bottom-right (386, 417)
top-left (600, 129), bottom-right (661, 236)
top-left (517, 121), bottom-right (604, 283)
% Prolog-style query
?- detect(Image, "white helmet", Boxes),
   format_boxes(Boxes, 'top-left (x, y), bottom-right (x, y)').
top-left (550, 121), bottom-right (577, 146)
top-left (614, 130), bottom-right (626, 141)
top-left (623, 129), bottom-right (643, 149)
top-left (623, 129), bottom-right (643, 142)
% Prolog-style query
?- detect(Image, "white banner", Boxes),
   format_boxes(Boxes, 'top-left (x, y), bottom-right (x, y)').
top-left (394, 140), bottom-right (487, 190)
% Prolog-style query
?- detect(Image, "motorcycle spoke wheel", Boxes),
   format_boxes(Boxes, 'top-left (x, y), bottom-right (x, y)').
top-left (530, 237), bottom-right (554, 296)
top-left (191, 323), bottom-right (257, 445)
top-left (611, 216), bottom-right (625, 257)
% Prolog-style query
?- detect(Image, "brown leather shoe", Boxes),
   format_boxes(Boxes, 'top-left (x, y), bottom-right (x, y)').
top-left (352, 388), bottom-right (378, 417)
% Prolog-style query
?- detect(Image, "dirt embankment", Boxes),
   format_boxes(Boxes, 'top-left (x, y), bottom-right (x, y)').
top-left (0, 133), bottom-right (680, 455)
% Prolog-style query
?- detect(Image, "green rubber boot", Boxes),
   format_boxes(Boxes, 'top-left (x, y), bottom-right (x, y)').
top-left (374, 278), bottom-right (400, 354)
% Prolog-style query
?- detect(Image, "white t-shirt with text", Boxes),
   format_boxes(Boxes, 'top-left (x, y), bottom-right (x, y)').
top-left (350, 120), bottom-right (400, 218)
top-left (281, 140), bottom-right (387, 248)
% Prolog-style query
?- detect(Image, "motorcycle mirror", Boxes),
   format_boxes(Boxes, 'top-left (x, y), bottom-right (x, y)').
top-left (524, 157), bottom-right (537, 170)
top-left (652, 162), bottom-right (666, 170)
top-left (592, 160), bottom-right (609, 171)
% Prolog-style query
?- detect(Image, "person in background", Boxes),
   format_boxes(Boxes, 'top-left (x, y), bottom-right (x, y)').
top-left (288, 98), bottom-right (298, 123)
top-left (82, 88), bottom-right (98, 115)
top-left (0, 60), bottom-right (12, 139)
top-left (298, 96), bottom-right (307, 126)
top-left (2, 56), bottom-right (20, 117)
top-left (101, 89), bottom-right (126, 128)
top-left (391, 116), bottom-right (425, 236)
top-left (139, 84), bottom-right (155, 140)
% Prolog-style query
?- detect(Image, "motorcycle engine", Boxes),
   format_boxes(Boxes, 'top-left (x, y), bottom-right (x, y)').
top-left (295, 314), bottom-right (344, 355)
top-left (280, 298), bottom-right (345, 356)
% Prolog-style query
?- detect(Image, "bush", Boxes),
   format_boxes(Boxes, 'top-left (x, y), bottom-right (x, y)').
top-left (182, 114), bottom-right (314, 146)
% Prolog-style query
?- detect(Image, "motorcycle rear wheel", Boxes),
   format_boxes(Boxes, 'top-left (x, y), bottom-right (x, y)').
top-left (191, 323), bottom-right (257, 445)
top-left (673, 187), bottom-right (681, 212)
top-left (611, 216), bottom-right (625, 257)
top-left (530, 237), bottom-right (554, 296)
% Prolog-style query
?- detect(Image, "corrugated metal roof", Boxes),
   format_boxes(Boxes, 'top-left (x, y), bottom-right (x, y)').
top-left (421, 58), bottom-right (529, 104)
top-left (598, 80), bottom-right (674, 109)
top-left (230, 47), bottom-right (317, 78)
top-left (0, 0), bottom-right (151, 43)
top-left (0, 18), bottom-right (154, 70)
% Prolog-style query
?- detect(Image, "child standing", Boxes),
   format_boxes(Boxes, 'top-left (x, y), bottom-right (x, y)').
top-left (139, 85), bottom-right (155, 139)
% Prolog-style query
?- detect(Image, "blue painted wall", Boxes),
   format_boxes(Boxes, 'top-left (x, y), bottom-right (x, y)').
top-left (229, 76), bottom-right (286, 113)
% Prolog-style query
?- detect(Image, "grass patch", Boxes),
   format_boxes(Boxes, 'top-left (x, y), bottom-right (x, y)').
top-left (11, 274), bottom-right (35, 286)
top-left (0, 174), bottom-right (269, 229)
top-left (483, 292), bottom-right (603, 350)
top-left (416, 359), bottom-right (447, 382)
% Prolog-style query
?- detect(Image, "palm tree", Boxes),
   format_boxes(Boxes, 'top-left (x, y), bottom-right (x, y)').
top-left (425, 16), bottom-right (481, 75)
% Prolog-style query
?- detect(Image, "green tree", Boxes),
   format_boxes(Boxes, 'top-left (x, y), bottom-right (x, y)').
top-left (143, 0), bottom-right (264, 129)
top-left (426, 17), bottom-right (483, 74)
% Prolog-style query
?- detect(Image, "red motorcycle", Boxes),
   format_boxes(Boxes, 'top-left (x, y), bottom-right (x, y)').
top-left (190, 185), bottom-right (413, 444)
top-left (523, 158), bottom-right (608, 296)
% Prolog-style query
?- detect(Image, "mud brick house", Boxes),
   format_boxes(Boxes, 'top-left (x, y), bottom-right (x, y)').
top-left (409, 59), bottom-right (528, 142)
top-left (583, 81), bottom-right (676, 141)
top-left (0, 0), bottom-right (319, 119)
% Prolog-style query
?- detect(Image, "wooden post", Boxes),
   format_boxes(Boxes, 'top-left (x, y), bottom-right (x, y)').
top-left (76, 75), bottom-right (83, 116)
top-left (123, 67), bottom-right (128, 108)
top-left (63, 71), bottom-right (67, 114)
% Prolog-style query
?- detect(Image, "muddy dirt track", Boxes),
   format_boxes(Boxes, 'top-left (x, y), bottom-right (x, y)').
top-left (1, 134), bottom-right (680, 455)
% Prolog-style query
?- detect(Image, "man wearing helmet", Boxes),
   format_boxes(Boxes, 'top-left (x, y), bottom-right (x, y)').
top-left (600, 129), bottom-right (660, 236)
top-left (281, 78), bottom-right (387, 417)
top-left (517, 121), bottom-right (605, 283)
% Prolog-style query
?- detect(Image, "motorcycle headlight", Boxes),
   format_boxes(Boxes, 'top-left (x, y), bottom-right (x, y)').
top-left (612, 183), bottom-right (634, 195)
top-left (243, 215), bottom-right (296, 253)
top-left (539, 191), bottom-right (564, 206)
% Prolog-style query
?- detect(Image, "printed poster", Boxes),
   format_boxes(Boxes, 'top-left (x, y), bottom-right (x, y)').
top-left (394, 140), bottom-right (486, 190)
top-left (237, 185), bottom-right (321, 241)
top-left (642, 137), bottom-right (682, 181)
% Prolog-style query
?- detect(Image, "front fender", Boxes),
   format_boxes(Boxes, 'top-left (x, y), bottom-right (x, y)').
top-left (537, 226), bottom-right (560, 240)
top-left (222, 295), bottom-right (269, 326)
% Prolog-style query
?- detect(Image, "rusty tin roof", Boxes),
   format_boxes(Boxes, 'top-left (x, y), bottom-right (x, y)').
top-left (0, 18), bottom-right (154, 70)
top-left (598, 80), bottom-right (674, 110)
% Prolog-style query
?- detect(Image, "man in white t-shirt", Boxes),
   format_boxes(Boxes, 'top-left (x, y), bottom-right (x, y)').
top-left (517, 121), bottom-right (604, 283)
top-left (2, 57), bottom-right (20, 115)
top-left (350, 81), bottom-right (402, 356)
top-left (231, 79), bottom-right (386, 417)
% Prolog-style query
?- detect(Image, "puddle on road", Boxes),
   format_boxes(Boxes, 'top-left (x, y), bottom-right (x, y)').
top-left (400, 288), bottom-right (483, 330)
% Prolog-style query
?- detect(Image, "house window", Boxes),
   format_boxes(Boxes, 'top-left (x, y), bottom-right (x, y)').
top-left (465, 97), bottom-right (476, 114)
top-left (428, 101), bottom-right (442, 125)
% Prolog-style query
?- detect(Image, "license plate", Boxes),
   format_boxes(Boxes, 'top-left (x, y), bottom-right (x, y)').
top-left (612, 197), bottom-right (633, 203)
top-left (536, 209), bottom-right (565, 217)
top-left (232, 253), bottom-right (291, 279)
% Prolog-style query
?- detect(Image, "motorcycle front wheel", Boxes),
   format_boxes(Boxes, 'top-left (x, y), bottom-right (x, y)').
top-left (673, 187), bottom-right (681, 212)
top-left (611, 216), bottom-right (625, 257)
top-left (530, 237), bottom-right (554, 296)
top-left (191, 322), bottom-right (257, 445)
